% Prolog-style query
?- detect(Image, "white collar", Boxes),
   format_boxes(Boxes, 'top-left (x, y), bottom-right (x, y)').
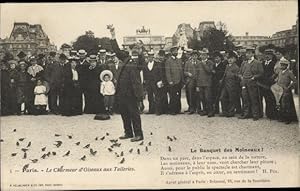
top-left (171, 56), bottom-right (176, 59)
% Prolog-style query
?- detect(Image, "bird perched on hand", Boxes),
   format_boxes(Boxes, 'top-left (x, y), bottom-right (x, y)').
top-left (83, 144), bottom-right (90, 149)
top-left (63, 151), bottom-right (70, 157)
top-left (80, 155), bottom-right (86, 161)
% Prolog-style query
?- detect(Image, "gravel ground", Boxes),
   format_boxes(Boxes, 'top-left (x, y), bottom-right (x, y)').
top-left (1, 95), bottom-right (299, 189)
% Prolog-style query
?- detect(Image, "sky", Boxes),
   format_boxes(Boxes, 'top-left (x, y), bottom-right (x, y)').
top-left (0, 1), bottom-right (298, 48)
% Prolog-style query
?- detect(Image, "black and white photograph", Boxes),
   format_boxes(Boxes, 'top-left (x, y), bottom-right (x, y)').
top-left (0, 1), bottom-right (299, 190)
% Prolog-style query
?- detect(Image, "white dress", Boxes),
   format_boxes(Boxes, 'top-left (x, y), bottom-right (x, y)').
top-left (34, 85), bottom-right (48, 105)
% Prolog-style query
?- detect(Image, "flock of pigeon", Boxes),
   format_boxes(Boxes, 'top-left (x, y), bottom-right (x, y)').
top-left (0, 128), bottom-right (179, 172)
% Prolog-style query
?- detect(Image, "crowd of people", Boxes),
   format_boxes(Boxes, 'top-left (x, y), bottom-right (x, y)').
top-left (1, 27), bottom-right (298, 127)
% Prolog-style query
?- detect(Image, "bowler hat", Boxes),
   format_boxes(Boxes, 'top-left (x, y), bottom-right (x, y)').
top-left (227, 50), bottom-right (238, 59)
top-left (158, 50), bottom-right (165, 56)
top-left (49, 51), bottom-right (56, 57)
top-left (100, 70), bottom-right (114, 82)
top-left (17, 51), bottom-right (26, 58)
top-left (59, 53), bottom-right (67, 60)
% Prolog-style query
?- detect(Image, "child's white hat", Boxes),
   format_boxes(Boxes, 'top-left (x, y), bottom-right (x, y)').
top-left (100, 70), bottom-right (113, 82)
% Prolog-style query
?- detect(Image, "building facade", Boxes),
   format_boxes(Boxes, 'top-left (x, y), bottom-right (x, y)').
top-left (233, 32), bottom-right (271, 47)
top-left (122, 26), bottom-right (165, 53)
top-left (0, 22), bottom-right (57, 58)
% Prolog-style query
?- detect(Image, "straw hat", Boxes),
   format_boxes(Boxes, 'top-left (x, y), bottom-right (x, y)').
top-left (100, 70), bottom-right (113, 82)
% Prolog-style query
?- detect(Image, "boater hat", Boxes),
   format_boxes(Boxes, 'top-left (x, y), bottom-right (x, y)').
top-left (100, 70), bottom-right (114, 82)
top-left (77, 49), bottom-right (87, 57)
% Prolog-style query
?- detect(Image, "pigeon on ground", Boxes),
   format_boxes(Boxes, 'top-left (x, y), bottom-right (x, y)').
top-left (41, 154), bottom-right (47, 159)
top-left (22, 164), bottom-right (29, 171)
top-left (106, 133), bottom-right (110, 136)
top-left (173, 136), bottom-right (177, 140)
top-left (110, 139), bottom-right (118, 143)
top-left (52, 152), bottom-right (56, 156)
top-left (75, 142), bottom-right (80, 146)
top-left (26, 141), bottom-right (31, 148)
top-left (80, 155), bottom-right (86, 161)
top-left (19, 138), bottom-right (25, 141)
top-left (145, 146), bottom-right (148, 152)
top-left (168, 146), bottom-right (172, 152)
top-left (13, 129), bottom-right (17, 132)
top-left (120, 151), bottom-right (124, 156)
top-left (23, 152), bottom-right (27, 159)
top-left (0, 139), bottom-right (3, 142)
top-left (41, 147), bottom-right (46, 151)
top-left (150, 132), bottom-right (153, 135)
top-left (139, 141), bottom-right (144, 145)
top-left (120, 158), bottom-right (125, 164)
top-left (148, 142), bottom-right (152, 146)
top-left (54, 141), bottom-right (62, 148)
top-left (137, 149), bottom-right (140, 155)
top-left (115, 152), bottom-right (120, 157)
top-left (16, 142), bottom-right (20, 146)
top-left (95, 137), bottom-right (98, 141)
top-left (63, 151), bottom-right (70, 157)
top-left (129, 148), bottom-right (133, 153)
top-left (90, 149), bottom-right (97, 156)
top-left (100, 136), bottom-right (105, 141)
top-left (31, 159), bottom-right (38, 163)
top-left (67, 135), bottom-right (72, 139)
top-left (83, 144), bottom-right (90, 149)
top-left (108, 148), bottom-right (113, 152)
top-left (46, 152), bottom-right (51, 157)
top-left (21, 148), bottom-right (28, 152)
top-left (11, 153), bottom-right (17, 157)
top-left (54, 134), bottom-right (61, 137)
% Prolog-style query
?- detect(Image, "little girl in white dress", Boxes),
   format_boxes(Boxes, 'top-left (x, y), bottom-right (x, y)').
top-left (34, 79), bottom-right (48, 114)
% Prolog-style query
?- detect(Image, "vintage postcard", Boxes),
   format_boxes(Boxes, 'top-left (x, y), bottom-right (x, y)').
top-left (0, 1), bottom-right (299, 190)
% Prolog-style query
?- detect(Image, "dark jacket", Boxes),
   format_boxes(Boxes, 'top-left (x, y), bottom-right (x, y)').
top-left (108, 60), bottom-right (124, 83)
top-left (196, 59), bottom-right (214, 87)
top-left (239, 59), bottom-right (264, 83)
top-left (212, 61), bottom-right (226, 82)
top-left (143, 61), bottom-right (162, 84)
top-left (259, 59), bottom-right (276, 87)
top-left (116, 59), bottom-right (143, 101)
top-left (44, 61), bottom-right (64, 89)
top-left (165, 56), bottom-right (184, 85)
